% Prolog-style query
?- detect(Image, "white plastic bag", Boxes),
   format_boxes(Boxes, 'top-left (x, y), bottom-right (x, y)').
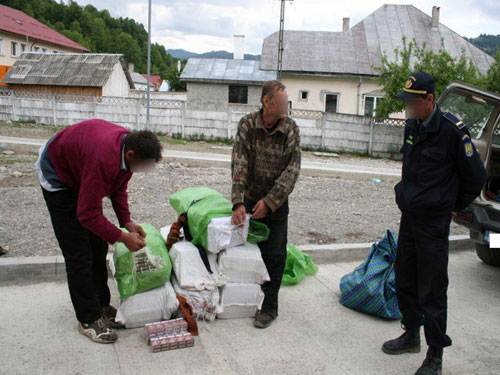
top-left (160, 224), bottom-right (184, 242)
top-left (116, 282), bottom-right (179, 329)
top-left (218, 242), bottom-right (270, 284)
top-left (171, 275), bottom-right (222, 322)
top-left (170, 241), bottom-right (226, 290)
top-left (206, 214), bottom-right (250, 253)
top-left (217, 283), bottom-right (264, 319)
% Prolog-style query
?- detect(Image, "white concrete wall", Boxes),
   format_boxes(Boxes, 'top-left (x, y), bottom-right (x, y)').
top-left (0, 91), bottom-right (405, 158)
top-left (102, 62), bottom-right (130, 97)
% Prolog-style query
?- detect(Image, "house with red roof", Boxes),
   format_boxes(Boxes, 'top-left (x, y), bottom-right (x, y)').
top-left (140, 74), bottom-right (162, 91)
top-left (0, 4), bottom-right (88, 85)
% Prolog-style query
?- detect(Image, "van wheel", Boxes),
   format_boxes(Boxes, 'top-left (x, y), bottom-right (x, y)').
top-left (475, 243), bottom-right (500, 267)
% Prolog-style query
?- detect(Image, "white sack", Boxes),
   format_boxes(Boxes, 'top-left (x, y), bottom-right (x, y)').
top-left (218, 242), bottom-right (270, 284)
top-left (206, 214), bottom-right (250, 253)
top-left (217, 283), bottom-right (264, 319)
top-left (116, 282), bottom-right (179, 329)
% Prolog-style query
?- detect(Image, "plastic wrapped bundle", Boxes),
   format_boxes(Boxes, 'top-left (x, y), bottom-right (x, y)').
top-left (114, 223), bottom-right (172, 298)
top-left (171, 275), bottom-right (222, 322)
top-left (169, 187), bottom-right (270, 250)
top-left (170, 241), bottom-right (226, 290)
top-left (217, 283), bottom-right (264, 319)
top-left (206, 215), bottom-right (250, 253)
top-left (218, 242), bottom-right (270, 284)
top-left (115, 282), bottom-right (179, 329)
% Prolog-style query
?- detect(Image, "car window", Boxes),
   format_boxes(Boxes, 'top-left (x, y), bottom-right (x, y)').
top-left (439, 92), bottom-right (496, 140)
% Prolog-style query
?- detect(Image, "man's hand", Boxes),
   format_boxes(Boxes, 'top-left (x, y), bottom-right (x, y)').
top-left (232, 204), bottom-right (247, 226)
top-left (120, 231), bottom-right (146, 252)
top-left (252, 199), bottom-right (269, 220)
top-left (124, 222), bottom-right (146, 239)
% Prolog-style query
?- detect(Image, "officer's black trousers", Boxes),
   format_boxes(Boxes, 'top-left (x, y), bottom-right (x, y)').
top-left (42, 187), bottom-right (110, 324)
top-left (245, 198), bottom-right (288, 317)
top-left (395, 212), bottom-right (453, 348)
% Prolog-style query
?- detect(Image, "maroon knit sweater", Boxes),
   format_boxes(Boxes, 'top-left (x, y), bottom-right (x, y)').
top-left (48, 119), bottom-right (132, 243)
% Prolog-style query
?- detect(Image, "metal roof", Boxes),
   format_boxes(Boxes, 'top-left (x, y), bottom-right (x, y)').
top-left (180, 58), bottom-right (277, 85)
top-left (2, 52), bottom-right (135, 89)
top-left (260, 4), bottom-right (494, 76)
top-left (0, 4), bottom-right (88, 52)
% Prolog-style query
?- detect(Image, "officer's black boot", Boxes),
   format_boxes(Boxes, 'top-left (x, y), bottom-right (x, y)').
top-left (382, 327), bottom-right (421, 355)
top-left (415, 347), bottom-right (443, 375)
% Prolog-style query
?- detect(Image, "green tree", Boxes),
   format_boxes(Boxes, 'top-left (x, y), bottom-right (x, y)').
top-left (374, 37), bottom-right (483, 119)
top-left (483, 52), bottom-right (500, 94)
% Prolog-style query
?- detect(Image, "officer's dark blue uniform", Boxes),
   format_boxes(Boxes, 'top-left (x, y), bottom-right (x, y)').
top-left (393, 72), bottom-right (486, 353)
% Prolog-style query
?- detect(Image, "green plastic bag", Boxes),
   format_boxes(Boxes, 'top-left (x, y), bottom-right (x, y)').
top-left (113, 223), bottom-right (172, 298)
top-left (248, 219), bottom-right (271, 244)
top-left (169, 186), bottom-right (220, 214)
top-left (282, 244), bottom-right (319, 285)
top-left (169, 187), bottom-right (270, 250)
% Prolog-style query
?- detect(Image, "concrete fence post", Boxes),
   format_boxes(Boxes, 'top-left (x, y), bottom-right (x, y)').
top-left (227, 106), bottom-right (232, 139)
top-left (10, 93), bottom-right (17, 122)
top-left (93, 96), bottom-right (98, 120)
top-left (320, 113), bottom-right (327, 149)
top-left (181, 101), bottom-right (186, 139)
top-left (368, 119), bottom-right (374, 156)
top-left (135, 97), bottom-right (141, 130)
top-left (52, 95), bottom-right (57, 126)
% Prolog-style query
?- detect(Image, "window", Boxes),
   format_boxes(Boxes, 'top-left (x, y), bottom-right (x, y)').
top-left (324, 93), bottom-right (338, 113)
top-left (42, 48), bottom-right (47, 53)
top-left (364, 96), bottom-right (385, 117)
top-left (34, 46), bottom-right (40, 52)
top-left (299, 90), bottom-right (309, 101)
top-left (20, 43), bottom-right (27, 52)
top-left (0, 38), bottom-right (3, 54)
top-left (53, 50), bottom-right (58, 53)
top-left (11, 41), bottom-right (18, 57)
top-left (228, 85), bottom-right (248, 104)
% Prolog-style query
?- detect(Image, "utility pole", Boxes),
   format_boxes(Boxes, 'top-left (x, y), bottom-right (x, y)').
top-left (146, 0), bottom-right (152, 127)
top-left (276, 0), bottom-right (293, 81)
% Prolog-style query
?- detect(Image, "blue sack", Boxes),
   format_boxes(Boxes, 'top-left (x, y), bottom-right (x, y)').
top-left (339, 230), bottom-right (402, 320)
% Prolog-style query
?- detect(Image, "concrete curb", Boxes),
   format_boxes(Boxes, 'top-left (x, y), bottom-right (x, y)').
top-left (0, 135), bottom-right (401, 180)
top-left (0, 235), bottom-right (473, 283)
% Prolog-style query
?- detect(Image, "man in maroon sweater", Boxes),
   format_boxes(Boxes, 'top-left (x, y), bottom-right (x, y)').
top-left (36, 119), bottom-right (162, 344)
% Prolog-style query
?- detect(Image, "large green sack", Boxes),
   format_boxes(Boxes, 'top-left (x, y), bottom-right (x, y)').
top-left (169, 187), bottom-right (270, 250)
top-left (282, 244), bottom-right (319, 285)
top-left (114, 223), bottom-right (172, 298)
top-left (169, 187), bottom-right (220, 214)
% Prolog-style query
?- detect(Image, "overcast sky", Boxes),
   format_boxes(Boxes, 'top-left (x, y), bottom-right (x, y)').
top-left (74, 0), bottom-right (500, 54)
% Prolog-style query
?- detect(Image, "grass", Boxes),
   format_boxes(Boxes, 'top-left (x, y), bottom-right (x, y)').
top-left (0, 120), bottom-right (63, 134)
top-left (0, 155), bottom-right (37, 164)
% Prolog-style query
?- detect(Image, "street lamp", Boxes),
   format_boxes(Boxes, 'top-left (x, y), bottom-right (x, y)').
top-left (146, 0), bottom-right (152, 127)
top-left (276, 0), bottom-right (293, 81)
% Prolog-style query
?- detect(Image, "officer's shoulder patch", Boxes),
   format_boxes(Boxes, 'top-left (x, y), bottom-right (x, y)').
top-left (443, 112), bottom-right (466, 130)
top-left (464, 141), bottom-right (474, 157)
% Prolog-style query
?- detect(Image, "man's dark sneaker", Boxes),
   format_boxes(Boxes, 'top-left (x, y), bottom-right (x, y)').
top-left (382, 327), bottom-right (421, 354)
top-left (78, 317), bottom-right (118, 344)
top-left (102, 305), bottom-right (124, 329)
top-left (254, 311), bottom-right (275, 329)
top-left (415, 347), bottom-right (443, 375)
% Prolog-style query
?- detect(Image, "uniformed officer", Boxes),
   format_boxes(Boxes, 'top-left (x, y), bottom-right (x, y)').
top-left (382, 71), bottom-right (487, 375)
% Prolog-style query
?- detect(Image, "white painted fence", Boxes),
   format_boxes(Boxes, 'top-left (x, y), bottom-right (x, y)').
top-left (0, 90), bottom-right (405, 158)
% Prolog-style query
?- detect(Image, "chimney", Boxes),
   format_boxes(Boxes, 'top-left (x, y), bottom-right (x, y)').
top-left (343, 17), bottom-right (350, 32)
top-left (233, 34), bottom-right (245, 60)
top-left (177, 60), bottom-right (181, 73)
top-left (431, 6), bottom-right (440, 28)
top-left (128, 63), bottom-right (134, 73)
